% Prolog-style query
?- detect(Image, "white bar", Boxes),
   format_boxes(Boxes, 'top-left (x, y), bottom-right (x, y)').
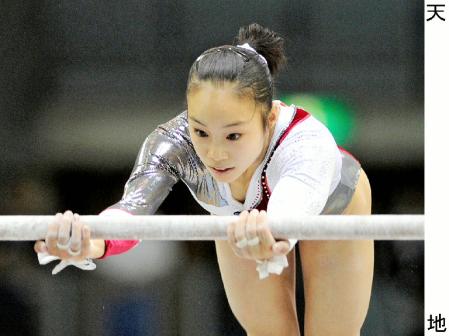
top-left (0, 215), bottom-right (424, 241)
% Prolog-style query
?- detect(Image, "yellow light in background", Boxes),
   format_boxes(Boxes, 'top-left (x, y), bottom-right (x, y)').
top-left (279, 93), bottom-right (356, 146)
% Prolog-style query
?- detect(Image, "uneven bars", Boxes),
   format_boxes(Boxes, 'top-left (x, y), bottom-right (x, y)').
top-left (0, 215), bottom-right (424, 241)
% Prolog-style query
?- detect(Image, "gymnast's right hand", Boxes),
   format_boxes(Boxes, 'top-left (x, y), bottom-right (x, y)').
top-left (34, 210), bottom-right (100, 274)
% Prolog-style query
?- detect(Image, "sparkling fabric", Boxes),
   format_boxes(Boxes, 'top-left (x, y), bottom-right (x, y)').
top-left (107, 105), bottom-right (360, 216)
top-left (107, 111), bottom-right (229, 215)
top-left (103, 104), bottom-right (361, 278)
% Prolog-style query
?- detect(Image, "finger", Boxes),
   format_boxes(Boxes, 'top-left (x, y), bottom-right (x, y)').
top-left (34, 240), bottom-right (48, 254)
top-left (246, 209), bottom-right (259, 247)
top-left (257, 212), bottom-right (276, 247)
top-left (227, 221), bottom-right (243, 257)
top-left (235, 211), bottom-right (248, 248)
top-left (46, 213), bottom-right (62, 254)
top-left (81, 224), bottom-right (91, 256)
top-left (227, 220), bottom-right (236, 243)
top-left (57, 211), bottom-right (73, 249)
top-left (272, 240), bottom-right (290, 256)
top-left (68, 214), bottom-right (82, 256)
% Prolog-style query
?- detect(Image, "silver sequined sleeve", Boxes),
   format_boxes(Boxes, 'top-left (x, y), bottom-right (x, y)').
top-left (106, 112), bottom-right (193, 215)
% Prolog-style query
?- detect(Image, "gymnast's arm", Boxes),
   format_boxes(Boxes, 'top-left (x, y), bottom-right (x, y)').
top-left (254, 123), bottom-right (340, 278)
top-left (97, 118), bottom-right (189, 258)
top-left (267, 122), bottom-right (340, 248)
top-left (227, 121), bottom-right (341, 279)
top-left (97, 132), bottom-right (181, 258)
top-left (34, 113), bottom-right (188, 265)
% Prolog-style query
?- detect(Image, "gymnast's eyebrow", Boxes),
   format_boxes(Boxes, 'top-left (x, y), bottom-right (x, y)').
top-left (188, 116), bottom-right (248, 128)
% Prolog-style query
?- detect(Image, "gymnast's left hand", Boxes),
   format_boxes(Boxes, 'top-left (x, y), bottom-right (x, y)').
top-left (33, 210), bottom-right (101, 275)
top-left (227, 209), bottom-right (291, 260)
top-left (34, 210), bottom-right (93, 262)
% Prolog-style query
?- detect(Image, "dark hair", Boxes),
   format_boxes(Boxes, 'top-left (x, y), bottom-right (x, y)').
top-left (186, 23), bottom-right (287, 126)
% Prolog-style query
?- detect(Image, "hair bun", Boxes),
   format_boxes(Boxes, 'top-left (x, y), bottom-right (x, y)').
top-left (233, 23), bottom-right (287, 76)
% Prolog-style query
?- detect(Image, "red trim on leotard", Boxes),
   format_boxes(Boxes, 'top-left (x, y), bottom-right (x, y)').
top-left (278, 108), bottom-right (310, 144)
top-left (337, 146), bottom-right (360, 163)
top-left (255, 107), bottom-right (310, 211)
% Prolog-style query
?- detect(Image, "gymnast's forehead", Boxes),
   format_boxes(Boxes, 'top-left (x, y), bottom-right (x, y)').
top-left (186, 83), bottom-right (258, 126)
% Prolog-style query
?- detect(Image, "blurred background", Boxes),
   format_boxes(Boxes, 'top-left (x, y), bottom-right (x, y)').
top-left (0, 1), bottom-right (423, 335)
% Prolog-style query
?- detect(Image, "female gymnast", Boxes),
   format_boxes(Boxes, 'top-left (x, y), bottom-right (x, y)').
top-left (35, 23), bottom-right (374, 336)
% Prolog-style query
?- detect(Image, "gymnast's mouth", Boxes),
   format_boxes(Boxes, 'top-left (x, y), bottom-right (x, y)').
top-left (210, 167), bottom-right (234, 174)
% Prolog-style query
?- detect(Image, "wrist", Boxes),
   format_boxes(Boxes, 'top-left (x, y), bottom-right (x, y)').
top-left (89, 239), bottom-right (106, 259)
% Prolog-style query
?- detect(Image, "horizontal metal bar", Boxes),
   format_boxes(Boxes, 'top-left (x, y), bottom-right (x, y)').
top-left (0, 215), bottom-right (424, 241)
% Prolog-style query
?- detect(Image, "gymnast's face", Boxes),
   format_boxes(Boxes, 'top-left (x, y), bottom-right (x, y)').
top-left (187, 81), bottom-right (275, 184)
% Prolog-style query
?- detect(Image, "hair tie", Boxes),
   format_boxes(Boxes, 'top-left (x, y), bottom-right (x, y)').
top-left (237, 43), bottom-right (268, 66)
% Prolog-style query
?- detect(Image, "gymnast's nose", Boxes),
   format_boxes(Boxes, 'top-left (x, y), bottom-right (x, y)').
top-left (206, 144), bottom-right (228, 161)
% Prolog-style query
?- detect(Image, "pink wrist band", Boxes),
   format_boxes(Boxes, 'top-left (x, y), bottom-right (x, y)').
top-left (99, 239), bottom-right (140, 259)
top-left (98, 209), bottom-right (140, 259)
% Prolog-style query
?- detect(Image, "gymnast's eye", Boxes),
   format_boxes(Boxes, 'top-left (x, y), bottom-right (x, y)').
top-left (194, 129), bottom-right (208, 138)
top-left (227, 133), bottom-right (241, 141)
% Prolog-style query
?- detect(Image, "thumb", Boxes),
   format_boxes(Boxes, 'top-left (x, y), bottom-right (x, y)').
top-left (272, 240), bottom-right (290, 256)
top-left (34, 240), bottom-right (48, 254)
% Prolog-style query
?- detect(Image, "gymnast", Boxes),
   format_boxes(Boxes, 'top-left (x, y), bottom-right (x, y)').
top-left (34, 23), bottom-right (374, 336)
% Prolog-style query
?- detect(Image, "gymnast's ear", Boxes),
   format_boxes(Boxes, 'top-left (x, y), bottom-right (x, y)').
top-left (266, 102), bottom-right (280, 129)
